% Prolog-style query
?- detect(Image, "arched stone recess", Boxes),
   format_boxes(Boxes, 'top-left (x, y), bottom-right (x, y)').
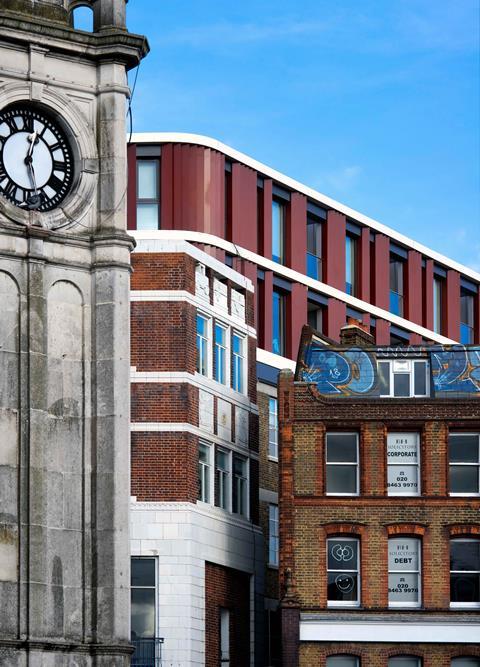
top-left (40, 279), bottom-right (85, 640)
top-left (0, 82), bottom-right (98, 231)
top-left (0, 270), bottom-right (20, 637)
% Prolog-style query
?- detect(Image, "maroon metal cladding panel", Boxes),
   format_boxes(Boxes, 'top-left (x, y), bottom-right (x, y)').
top-left (376, 318), bottom-right (390, 344)
top-left (289, 283), bottom-right (307, 359)
top-left (445, 269), bottom-right (460, 340)
top-left (263, 271), bottom-right (273, 352)
top-left (288, 193), bottom-right (307, 273)
top-left (126, 142), bottom-right (137, 230)
top-left (325, 298), bottom-right (346, 341)
top-left (170, 145), bottom-right (224, 236)
top-left (160, 143), bottom-right (174, 229)
top-left (359, 226), bottom-right (370, 302)
top-left (406, 249), bottom-right (423, 325)
top-left (262, 179), bottom-right (273, 260)
top-left (372, 233), bottom-right (390, 310)
top-left (325, 210), bottom-right (346, 290)
top-left (232, 163), bottom-right (257, 252)
top-left (424, 259), bottom-right (434, 330)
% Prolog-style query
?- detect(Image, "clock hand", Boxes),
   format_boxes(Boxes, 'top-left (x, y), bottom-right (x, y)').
top-left (25, 131), bottom-right (38, 163)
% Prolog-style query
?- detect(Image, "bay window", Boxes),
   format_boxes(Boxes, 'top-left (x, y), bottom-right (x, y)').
top-left (388, 537), bottom-right (421, 607)
top-left (327, 537), bottom-right (360, 606)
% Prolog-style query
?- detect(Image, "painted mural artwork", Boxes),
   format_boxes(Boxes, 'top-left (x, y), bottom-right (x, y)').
top-left (299, 337), bottom-right (480, 397)
top-left (431, 346), bottom-right (480, 395)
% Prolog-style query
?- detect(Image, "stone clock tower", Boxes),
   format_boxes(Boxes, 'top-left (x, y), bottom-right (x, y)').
top-left (0, 1), bottom-right (148, 665)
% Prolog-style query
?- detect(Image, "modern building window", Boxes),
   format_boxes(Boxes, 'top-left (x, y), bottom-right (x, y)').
top-left (272, 289), bottom-right (286, 356)
top-left (378, 359), bottom-right (429, 398)
top-left (268, 397), bottom-right (279, 460)
top-left (220, 608), bottom-right (230, 665)
top-left (387, 433), bottom-right (420, 496)
top-left (388, 537), bottom-right (421, 607)
top-left (232, 454), bottom-right (248, 516)
top-left (449, 434), bottom-right (480, 496)
top-left (307, 214), bottom-right (322, 280)
top-left (460, 290), bottom-right (475, 344)
top-left (345, 235), bottom-right (357, 296)
top-left (388, 658), bottom-right (422, 667)
top-left (451, 659), bottom-right (480, 666)
top-left (196, 314), bottom-right (210, 376)
top-left (326, 433), bottom-right (359, 496)
top-left (215, 448), bottom-right (231, 510)
top-left (326, 657), bottom-right (360, 667)
top-left (433, 277), bottom-right (443, 334)
top-left (272, 199), bottom-right (285, 264)
top-left (450, 538), bottom-right (480, 607)
top-left (198, 443), bottom-right (211, 503)
top-left (231, 332), bottom-right (245, 393)
top-left (137, 159), bottom-right (159, 230)
top-left (268, 504), bottom-right (279, 567)
top-left (307, 301), bottom-right (324, 332)
top-left (390, 257), bottom-right (404, 316)
top-left (214, 323), bottom-right (228, 384)
top-left (131, 557), bottom-right (156, 640)
top-left (327, 537), bottom-right (360, 606)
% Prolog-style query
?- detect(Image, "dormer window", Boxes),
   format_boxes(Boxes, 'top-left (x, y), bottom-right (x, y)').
top-left (378, 359), bottom-right (429, 398)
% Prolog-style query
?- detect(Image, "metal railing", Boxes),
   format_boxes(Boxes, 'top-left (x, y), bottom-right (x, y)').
top-left (131, 637), bottom-right (164, 667)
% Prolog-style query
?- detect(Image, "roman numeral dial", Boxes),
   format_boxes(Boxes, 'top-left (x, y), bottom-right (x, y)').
top-left (0, 103), bottom-right (74, 212)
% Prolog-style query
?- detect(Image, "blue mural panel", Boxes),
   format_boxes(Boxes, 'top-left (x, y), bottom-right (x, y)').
top-left (299, 335), bottom-right (480, 398)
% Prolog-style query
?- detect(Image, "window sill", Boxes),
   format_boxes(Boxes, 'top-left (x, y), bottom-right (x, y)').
top-left (327, 602), bottom-right (361, 609)
top-left (450, 602), bottom-right (480, 609)
top-left (267, 563), bottom-right (279, 570)
top-left (268, 455), bottom-right (279, 463)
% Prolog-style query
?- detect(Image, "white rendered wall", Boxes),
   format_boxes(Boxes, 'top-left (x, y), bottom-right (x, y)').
top-left (130, 500), bottom-right (264, 667)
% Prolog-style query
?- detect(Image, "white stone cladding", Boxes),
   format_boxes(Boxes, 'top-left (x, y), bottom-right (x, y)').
top-left (130, 501), bottom-right (264, 667)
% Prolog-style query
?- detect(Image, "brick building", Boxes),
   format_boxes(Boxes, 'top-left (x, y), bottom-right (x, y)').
top-left (278, 323), bottom-right (480, 666)
top-left (126, 133), bottom-right (480, 666)
top-left (129, 240), bottom-right (263, 665)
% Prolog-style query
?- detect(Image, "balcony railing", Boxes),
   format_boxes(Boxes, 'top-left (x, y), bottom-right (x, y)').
top-left (131, 638), bottom-right (164, 667)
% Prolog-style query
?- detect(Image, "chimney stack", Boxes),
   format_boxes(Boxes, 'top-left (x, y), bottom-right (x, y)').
top-left (339, 317), bottom-right (375, 347)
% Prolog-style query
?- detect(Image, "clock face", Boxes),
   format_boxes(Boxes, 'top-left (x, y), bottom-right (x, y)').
top-left (0, 104), bottom-right (74, 212)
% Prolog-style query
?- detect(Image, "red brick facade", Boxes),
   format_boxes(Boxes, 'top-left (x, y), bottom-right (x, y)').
top-left (205, 562), bottom-right (250, 667)
top-left (278, 333), bottom-right (480, 665)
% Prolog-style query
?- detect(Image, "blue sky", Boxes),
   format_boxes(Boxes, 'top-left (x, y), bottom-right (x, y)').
top-left (103, 2), bottom-right (480, 269)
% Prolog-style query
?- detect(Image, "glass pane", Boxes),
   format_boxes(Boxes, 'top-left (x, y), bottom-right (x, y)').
top-left (272, 200), bottom-right (284, 264)
top-left (378, 361), bottom-right (390, 395)
top-left (131, 558), bottom-right (155, 587)
top-left (327, 657), bottom-right (359, 667)
top-left (449, 435), bottom-right (479, 463)
top-left (137, 203), bottom-right (159, 230)
top-left (197, 315), bottom-right (206, 337)
top-left (387, 434), bottom-right (418, 463)
top-left (414, 361), bottom-right (427, 395)
top-left (345, 236), bottom-right (356, 296)
top-left (451, 659), bottom-right (480, 667)
top-left (232, 333), bottom-right (242, 355)
top-left (327, 434), bottom-right (358, 462)
top-left (233, 455), bottom-right (246, 476)
top-left (327, 539), bottom-right (358, 570)
top-left (327, 572), bottom-right (358, 602)
top-left (307, 253), bottom-right (321, 280)
top-left (217, 450), bottom-right (228, 471)
top-left (390, 290), bottom-right (402, 316)
top-left (460, 323), bottom-right (474, 345)
top-left (393, 373), bottom-right (410, 397)
top-left (450, 541), bottom-right (480, 571)
top-left (388, 658), bottom-right (421, 667)
top-left (131, 588), bottom-right (155, 638)
top-left (199, 443), bottom-right (209, 463)
top-left (389, 538), bottom-right (419, 571)
top-left (272, 290), bottom-right (284, 356)
top-left (461, 293), bottom-right (474, 326)
top-left (450, 466), bottom-right (479, 494)
top-left (388, 573), bottom-right (420, 603)
top-left (387, 465), bottom-right (419, 495)
top-left (327, 466), bottom-right (357, 494)
top-left (450, 573), bottom-right (480, 603)
top-left (433, 278), bottom-right (442, 333)
top-left (138, 161), bottom-right (157, 199)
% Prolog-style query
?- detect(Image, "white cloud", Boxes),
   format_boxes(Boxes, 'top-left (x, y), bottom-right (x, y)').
top-left (318, 165), bottom-right (362, 193)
